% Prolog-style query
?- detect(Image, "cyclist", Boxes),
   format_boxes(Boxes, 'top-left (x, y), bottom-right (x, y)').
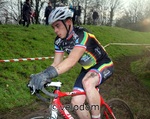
top-left (28, 7), bottom-right (114, 119)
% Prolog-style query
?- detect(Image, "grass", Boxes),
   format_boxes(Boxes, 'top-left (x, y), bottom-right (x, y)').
top-left (0, 24), bottom-right (150, 112)
top-left (131, 56), bottom-right (150, 89)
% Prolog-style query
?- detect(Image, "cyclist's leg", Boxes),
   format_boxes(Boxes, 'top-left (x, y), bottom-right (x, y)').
top-left (82, 61), bottom-right (114, 119)
top-left (82, 71), bottom-right (101, 119)
top-left (72, 68), bottom-right (91, 119)
top-left (71, 95), bottom-right (91, 119)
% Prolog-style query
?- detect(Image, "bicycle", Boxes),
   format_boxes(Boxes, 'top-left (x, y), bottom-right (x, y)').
top-left (23, 81), bottom-right (134, 119)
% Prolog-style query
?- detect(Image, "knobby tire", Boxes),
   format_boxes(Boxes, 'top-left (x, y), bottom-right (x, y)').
top-left (101, 98), bottom-right (134, 119)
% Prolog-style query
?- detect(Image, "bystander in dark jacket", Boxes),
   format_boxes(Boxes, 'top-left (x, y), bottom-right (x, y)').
top-left (22, 0), bottom-right (31, 27)
top-left (76, 5), bottom-right (81, 25)
top-left (44, 2), bottom-right (52, 25)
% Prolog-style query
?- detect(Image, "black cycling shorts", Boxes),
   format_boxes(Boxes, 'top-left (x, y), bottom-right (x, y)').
top-left (73, 61), bottom-right (114, 92)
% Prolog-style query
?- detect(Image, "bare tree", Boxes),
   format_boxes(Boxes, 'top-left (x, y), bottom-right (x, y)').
top-left (30, 0), bottom-right (46, 24)
top-left (115, 0), bottom-right (150, 31)
top-left (0, 0), bottom-right (7, 9)
top-left (122, 0), bottom-right (148, 23)
top-left (107, 0), bottom-right (123, 26)
top-left (143, 0), bottom-right (150, 18)
top-left (129, 0), bottom-right (145, 23)
top-left (74, 0), bottom-right (124, 25)
top-left (78, 0), bottom-right (96, 25)
top-left (0, 0), bottom-right (8, 23)
top-left (92, 0), bottom-right (109, 25)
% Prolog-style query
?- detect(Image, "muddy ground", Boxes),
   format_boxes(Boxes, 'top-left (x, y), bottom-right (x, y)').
top-left (0, 52), bottom-right (150, 119)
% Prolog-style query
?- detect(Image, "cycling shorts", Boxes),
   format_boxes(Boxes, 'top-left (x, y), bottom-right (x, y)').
top-left (73, 61), bottom-right (114, 92)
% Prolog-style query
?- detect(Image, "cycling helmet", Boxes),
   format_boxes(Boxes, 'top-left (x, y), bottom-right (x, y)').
top-left (48, 7), bottom-right (74, 24)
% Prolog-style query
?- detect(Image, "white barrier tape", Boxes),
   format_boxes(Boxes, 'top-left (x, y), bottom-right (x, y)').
top-left (104, 43), bottom-right (150, 48)
top-left (1, 43), bottom-right (149, 63)
top-left (0, 56), bottom-right (54, 63)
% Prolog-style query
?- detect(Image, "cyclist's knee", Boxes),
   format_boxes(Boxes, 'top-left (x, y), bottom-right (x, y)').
top-left (82, 73), bottom-right (99, 91)
top-left (82, 79), bottom-right (91, 91)
top-left (71, 95), bottom-right (86, 106)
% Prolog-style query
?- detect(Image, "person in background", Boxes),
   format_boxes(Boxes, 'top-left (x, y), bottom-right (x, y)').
top-left (92, 11), bottom-right (99, 25)
top-left (22, 0), bottom-right (31, 27)
top-left (44, 2), bottom-right (52, 25)
top-left (28, 7), bottom-right (114, 119)
top-left (76, 5), bottom-right (81, 25)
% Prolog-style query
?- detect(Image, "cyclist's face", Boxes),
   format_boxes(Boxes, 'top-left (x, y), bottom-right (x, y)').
top-left (52, 20), bottom-right (68, 39)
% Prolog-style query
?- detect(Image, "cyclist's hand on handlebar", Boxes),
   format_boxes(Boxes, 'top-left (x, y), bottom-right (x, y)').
top-left (27, 66), bottom-right (58, 94)
top-left (27, 73), bottom-right (51, 94)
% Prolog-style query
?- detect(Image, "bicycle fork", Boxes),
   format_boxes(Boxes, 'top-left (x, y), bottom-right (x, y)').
top-left (50, 105), bottom-right (58, 119)
top-left (100, 96), bottom-right (116, 119)
top-left (50, 98), bottom-right (74, 119)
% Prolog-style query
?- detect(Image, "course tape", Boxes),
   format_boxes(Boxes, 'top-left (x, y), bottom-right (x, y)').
top-left (104, 43), bottom-right (150, 48)
top-left (0, 56), bottom-right (54, 63)
top-left (1, 43), bottom-right (150, 63)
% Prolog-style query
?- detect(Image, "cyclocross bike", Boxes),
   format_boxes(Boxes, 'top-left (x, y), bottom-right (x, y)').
top-left (23, 81), bottom-right (134, 119)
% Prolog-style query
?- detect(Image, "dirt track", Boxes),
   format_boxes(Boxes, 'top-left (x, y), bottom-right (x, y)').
top-left (0, 52), bottom-right (150, 119)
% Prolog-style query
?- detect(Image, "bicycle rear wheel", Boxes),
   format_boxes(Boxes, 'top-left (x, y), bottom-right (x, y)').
top-left (101, 98), bottom-right (134, 119)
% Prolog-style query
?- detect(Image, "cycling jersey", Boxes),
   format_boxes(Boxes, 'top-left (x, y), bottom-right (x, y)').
top-left (54, 26), bottom-right (112, 70)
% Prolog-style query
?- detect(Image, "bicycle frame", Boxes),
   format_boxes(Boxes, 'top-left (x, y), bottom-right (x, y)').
top-left (44, 82), bottom-right (116, 119)
top-left (51, 89), bottom-right (85, 119)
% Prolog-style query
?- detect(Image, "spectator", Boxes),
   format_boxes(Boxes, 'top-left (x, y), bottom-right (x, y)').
top-left (44, 2), bottom-right (52, 25)
top-left (92, 11), bottom-right (99, 25)
top-left (76, 5), bottom-right (81, 25)
top-left (22, 0), bottom-right (31, 27)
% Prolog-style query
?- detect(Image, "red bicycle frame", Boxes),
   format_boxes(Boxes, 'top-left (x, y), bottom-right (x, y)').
top-left (50, 87), bottom-right (116, 119)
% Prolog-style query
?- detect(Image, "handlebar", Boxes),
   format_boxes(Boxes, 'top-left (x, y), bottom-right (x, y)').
top-left (34, 82), bottom-right (62, 102)
top-left (41, 87), bottom-right (58, 98)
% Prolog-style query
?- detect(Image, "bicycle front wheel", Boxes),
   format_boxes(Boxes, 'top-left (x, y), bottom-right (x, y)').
top-left (22, 110), bottom-right (63, 119)
top-left (22, 110), bottom-right (50, 119)
top-left (101, 98), bottom-right (134, 119)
